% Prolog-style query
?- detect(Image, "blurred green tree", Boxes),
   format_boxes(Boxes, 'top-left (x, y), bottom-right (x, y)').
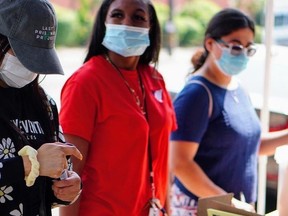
top-left (174, 0), bottom-right (221, 46)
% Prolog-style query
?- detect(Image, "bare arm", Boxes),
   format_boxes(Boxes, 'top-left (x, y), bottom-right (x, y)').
top-left (59, 134), bottom-right (89, 216)
top-left (170, 140), bottom-right (226, 198)
top-left (165, 157), bottom-right (173, 216)
top-left (170, 140), bottom-right (255, 212)
top-left (259, 128), bottom-right (288, 156)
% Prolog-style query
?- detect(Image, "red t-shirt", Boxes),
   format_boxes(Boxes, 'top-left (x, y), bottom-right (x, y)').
top-left (60, 56), bottom-right (176, 216)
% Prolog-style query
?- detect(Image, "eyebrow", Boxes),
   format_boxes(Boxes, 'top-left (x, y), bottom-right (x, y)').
top-left (229, 39), bottom-right (255, 47)
top-left (110, 7), bottom-right (146, 13)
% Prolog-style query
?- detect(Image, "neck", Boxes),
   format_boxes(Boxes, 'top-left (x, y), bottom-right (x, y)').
top-left (196, 60), bottom-right (233, 89)
top-left (106, 52), bottom-right (140, 70)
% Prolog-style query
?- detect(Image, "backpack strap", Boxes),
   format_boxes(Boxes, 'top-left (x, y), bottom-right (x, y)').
top-left (187, 80), bottom-right (213, 118)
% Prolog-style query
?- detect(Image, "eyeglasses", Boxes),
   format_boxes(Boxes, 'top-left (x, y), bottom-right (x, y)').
top-left (216, 39), bottom-right (257, 57)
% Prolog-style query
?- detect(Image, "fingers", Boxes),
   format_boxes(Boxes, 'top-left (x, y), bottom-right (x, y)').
top-left (52, 171), bottom-right (82, 202)
top-left (54, 171), bottom-right (80, 187)
top-left (37, 143), bottom-right (82, 178)
top-left (51, 164), bottom-right (67, 179)
top-left (57, 143), bottom-right (83, 160)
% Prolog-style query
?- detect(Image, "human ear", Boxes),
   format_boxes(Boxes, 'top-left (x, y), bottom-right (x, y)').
top-left (205, 37), bottom-right (214, 52)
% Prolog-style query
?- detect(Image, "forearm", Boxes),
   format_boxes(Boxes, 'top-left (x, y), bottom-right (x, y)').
top-left (165, 171), bottom-right (173, 215)
top-left (260, 129), bottom-right (288, 155)
top-left (63, 134), bottom-right (89, 176)
top-left (59, 198), bottom-right (80, 216)
top-left (173, 161), bottom-right (226, 198)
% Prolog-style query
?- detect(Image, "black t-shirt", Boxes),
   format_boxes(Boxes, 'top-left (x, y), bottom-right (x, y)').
top-left (0, 83), bottom-right (65, 216)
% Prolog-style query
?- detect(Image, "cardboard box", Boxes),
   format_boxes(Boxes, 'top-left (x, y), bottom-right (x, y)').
top-left (198, 193), bottom-right (278, 216)
top-left (207, 208), bottom-right (246, 216)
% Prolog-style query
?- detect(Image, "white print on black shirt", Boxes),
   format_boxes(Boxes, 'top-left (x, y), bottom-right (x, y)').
top-left (11, 119), bottom-right (44, 140)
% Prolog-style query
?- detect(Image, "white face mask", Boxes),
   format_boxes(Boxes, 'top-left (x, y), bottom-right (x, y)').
top-left (0, 53), bottom-right (38, 88)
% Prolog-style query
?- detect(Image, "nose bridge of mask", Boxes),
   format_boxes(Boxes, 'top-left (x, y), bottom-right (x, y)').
top-left (222, 47), bottom-right (246, 59)
top-left (105, 23), bottom-right (149, 33)
top-left (105, 23), bottom-right (150, 44)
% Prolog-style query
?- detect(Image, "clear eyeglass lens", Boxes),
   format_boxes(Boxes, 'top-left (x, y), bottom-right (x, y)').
top-left (246, 47), bottom-right (257, 56)
top-left (217, 39), bottom-right (256, 57)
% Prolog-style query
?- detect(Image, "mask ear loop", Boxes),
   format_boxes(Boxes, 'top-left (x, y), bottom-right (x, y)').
top-left (38, 74), bottom-right (46, 84)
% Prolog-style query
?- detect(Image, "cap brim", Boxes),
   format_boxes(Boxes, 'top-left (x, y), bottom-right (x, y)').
top-left (8, 38), bottom-right (64, 75)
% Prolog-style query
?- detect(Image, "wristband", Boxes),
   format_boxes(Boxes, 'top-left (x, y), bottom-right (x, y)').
top-left (18, 145), bottom-right (40, 187)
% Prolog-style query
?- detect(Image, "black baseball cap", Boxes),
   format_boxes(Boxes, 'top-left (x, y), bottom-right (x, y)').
top-left (0, 0), bottom-right (64, 75)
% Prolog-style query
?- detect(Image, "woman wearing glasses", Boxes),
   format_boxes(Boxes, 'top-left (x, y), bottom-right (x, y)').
top-left (170, 8), bottom-right (288, 216)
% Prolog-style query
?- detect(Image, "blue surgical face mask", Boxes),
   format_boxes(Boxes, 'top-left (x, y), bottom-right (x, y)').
top-left (216, 47), bottom-right (249, 76)
top-left (102, 24), bottom-right (150, 57)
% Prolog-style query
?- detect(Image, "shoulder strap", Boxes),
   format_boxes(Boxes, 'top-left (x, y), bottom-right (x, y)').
top-left (187, 80), bottom-right (213, 118)
top-left (46, 95), bottom-right (60, 142)
top-left (39, 87), bottom-right (59, 142)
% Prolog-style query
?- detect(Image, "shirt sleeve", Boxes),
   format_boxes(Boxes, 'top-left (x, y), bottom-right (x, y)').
top-left (163, 82), bottom-right (178, 132)
top-left (60, 76), bottom-right (97, 143)
top-left (0, 156), bottom-right (25, 185)
top-left (170, 83), bottom-right (211, 143)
